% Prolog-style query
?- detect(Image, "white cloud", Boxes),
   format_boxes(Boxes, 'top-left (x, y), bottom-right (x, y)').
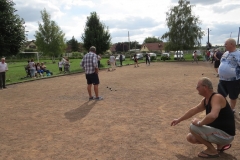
top-left (13, 0), bottom-right (240, 46)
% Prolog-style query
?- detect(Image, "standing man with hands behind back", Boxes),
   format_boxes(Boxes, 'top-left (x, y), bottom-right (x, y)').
top-left (81, 46), bottom-right (103, 101)
top-left (171, 77), bottom-right (235, 158)
top-left (0, 57), bottom-right (8, 89)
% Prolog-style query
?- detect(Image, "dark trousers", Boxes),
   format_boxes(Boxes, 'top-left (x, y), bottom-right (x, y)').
top-left (98, 61), bottom-right (101, 69)
top-left (0, 72), bottom-right (6, 88)
top-left (146, 59), bottom-right (150, 65)
top-left (120, 60), bottom-right (123, 66)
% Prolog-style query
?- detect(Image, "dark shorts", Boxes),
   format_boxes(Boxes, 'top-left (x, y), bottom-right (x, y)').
top-left (59, 67), bottom-right (62, 71)
top-left (214, 60), bottom-right (220, 68)
top-left (218, 80), bottom-right (240, 99)
top-left (86, 73), bottom-right (99, 85)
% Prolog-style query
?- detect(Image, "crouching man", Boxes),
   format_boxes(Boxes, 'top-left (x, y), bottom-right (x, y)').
top-left (171, 77), bottom-right (235, 158)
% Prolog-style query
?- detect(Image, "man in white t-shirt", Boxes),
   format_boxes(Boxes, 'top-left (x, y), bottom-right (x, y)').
top-left (218, 38), bottom-right (240, 113)
top-left (0, 57), bottom-right (8, 89)
top-left (109, 54), bottom-right (116, 71)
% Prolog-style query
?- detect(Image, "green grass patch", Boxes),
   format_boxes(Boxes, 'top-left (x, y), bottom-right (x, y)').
top-left (5, 54), bottom-right (201, 84)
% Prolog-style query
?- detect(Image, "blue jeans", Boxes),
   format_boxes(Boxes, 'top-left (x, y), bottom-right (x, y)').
top-left (30, 68), bottom-right (35, 77)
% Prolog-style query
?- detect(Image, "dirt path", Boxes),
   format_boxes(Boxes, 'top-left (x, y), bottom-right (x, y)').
top-left (1, 61), bottom-right (239, 160)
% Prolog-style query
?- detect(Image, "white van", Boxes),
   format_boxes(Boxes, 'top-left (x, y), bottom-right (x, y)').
top-left (174, 51), bottom-right (184, 60)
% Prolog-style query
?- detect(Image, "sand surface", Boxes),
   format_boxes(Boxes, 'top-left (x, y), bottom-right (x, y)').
top-left (1, 61), bottom-right (240, 160)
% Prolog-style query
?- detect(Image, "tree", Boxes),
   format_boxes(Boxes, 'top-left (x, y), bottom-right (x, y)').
top-left (144, 37), bottom-right (163, 43)
top-left (82, 12), bottom-right (111, 54)
top-left (161, 0), bottom-right (204, 51)
top-left (114, 41), bottom-right (141, 52)
top-left (35, 9), bottom-right (66, 61)
top-left (115, 42), bottom-right (129, 52)
top-left (67, 36), bottom-right (79, 52)
top-left (0, 0), bottom-right (26, 57)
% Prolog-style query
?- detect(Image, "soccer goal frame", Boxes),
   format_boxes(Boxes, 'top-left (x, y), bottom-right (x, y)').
top-left (20, 52), bottom-right (43, 63)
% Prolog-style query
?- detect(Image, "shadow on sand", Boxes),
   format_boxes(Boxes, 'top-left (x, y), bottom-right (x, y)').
top-left (64, 100), bottom-right (97, 122)
top-left (175, 152), bottom-right (237, 160)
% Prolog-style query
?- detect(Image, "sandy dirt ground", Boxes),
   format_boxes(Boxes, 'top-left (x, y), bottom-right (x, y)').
top-left (0, 61), bottom-right (240, 160)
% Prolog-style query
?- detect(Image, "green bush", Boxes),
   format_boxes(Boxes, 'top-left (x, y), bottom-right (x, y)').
top-left (161, 56), bottom-right (169, 61)
top-left (150, 56), bottom-right (156, 61)
top-left (197, 55), bottom-right (202, 60)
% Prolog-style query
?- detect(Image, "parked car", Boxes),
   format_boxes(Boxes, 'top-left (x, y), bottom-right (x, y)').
top-left (132, 53), bottom-right (143, 60)
top-left (161, 53), bottom-right (170, 60)
top-left (174, 51), bottom-right (184, 60)
top-left (147, 53), bottom-right (157, 60)
top-left (116, 54), bottom-right (125, 61)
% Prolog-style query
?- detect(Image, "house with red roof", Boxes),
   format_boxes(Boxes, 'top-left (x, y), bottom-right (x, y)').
top-left (140, 42), bottom-right (164, 52)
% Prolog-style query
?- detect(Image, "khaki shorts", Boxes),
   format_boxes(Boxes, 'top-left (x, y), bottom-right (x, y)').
top-left (190, 124), bottom-right (234, 145)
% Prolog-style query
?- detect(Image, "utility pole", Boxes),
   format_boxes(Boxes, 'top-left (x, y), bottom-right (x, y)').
top-left (237, 27), bottom-right (240, 47)
top-left (207, 28), bottom-right (209, 45)
top-left (207, 28), bottom-right (212, 49)
top-left (128, 31), bottom-right (130, 51)
top-left (122, 42), bottom-right (124, 53)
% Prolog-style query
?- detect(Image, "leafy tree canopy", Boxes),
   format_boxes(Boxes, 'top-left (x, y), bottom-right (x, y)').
top-left (67, 36), bottom-right (79, 52)
top-left (143, 37), bottom-right (162, 43)
top-left (0, 0), bottom-right (26, 57)
top-left (161, 0), bottom-right (204, 51)
top-left (35, 9), bottom-right (66, 59)
top-left (115, 41), bottom-right (141, 52)
top-left (81, 12), bottom-right (111, 54)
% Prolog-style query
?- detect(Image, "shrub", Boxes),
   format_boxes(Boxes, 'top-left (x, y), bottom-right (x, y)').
top-left (150, 56), bottom-right (156, 61)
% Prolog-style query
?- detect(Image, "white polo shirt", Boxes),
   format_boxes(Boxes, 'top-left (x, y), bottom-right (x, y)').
top-left (109, 55), bottom-right (115, 63)
top-left (0, 62), bottom-right (8, 72)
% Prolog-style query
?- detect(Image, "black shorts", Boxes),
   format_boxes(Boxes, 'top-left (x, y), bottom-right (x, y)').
top-left (218, 80), bottom-right (240, 99)
top-left (59, 67), bottom-right (62, 71)
top-left (86, 73), bottom-right (99, 85)
top-left (214, 60), bottom-right (220, 68)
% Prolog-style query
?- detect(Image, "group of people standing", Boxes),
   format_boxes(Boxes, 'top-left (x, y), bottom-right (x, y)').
top-left (107, 53), bottom-right (125, 71)
top-left (58, 57), bottom-right (70, 74)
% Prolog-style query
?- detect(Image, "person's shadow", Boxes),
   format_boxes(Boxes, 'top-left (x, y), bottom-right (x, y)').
top-left (64, 101), bottom-right (97, 122)
top-left (175, 152), bottom-right (237, 160)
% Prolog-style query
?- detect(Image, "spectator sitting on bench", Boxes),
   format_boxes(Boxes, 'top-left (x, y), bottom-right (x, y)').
top-left (40, 62), bottom-right (53, 76)
top-left (36, 63), bottom-right (44, 77)
top-left (25, 60), bottom-right (31, 78)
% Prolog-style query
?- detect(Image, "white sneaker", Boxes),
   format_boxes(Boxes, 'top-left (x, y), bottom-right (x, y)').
top-left (95, 97), bottom-right (103, 100)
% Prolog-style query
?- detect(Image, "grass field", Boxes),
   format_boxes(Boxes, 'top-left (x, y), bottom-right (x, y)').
top-left (5, 54), bottom-right (200, 84)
